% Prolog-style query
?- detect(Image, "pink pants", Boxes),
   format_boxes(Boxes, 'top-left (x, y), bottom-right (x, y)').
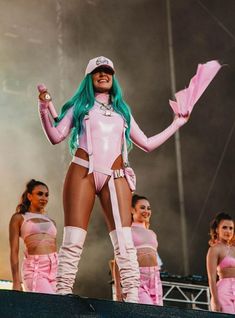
top-left (138, 266), bottom-right (163, 305)
top-left (22, 252), bottom-right (58, 294)
top-left (217, 278), bottom-right (235, 314)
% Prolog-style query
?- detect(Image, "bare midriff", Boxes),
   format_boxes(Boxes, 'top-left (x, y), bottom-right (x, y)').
top-left (218, 267), bottom-right (235, 279)
top-left (136, 247), bottom-right (158, 267)
top-left (24, 233), bottom-right (57, 255)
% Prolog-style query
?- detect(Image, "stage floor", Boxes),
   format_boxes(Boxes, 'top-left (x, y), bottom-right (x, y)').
top-left (0, 290), bottom-right (232, 318)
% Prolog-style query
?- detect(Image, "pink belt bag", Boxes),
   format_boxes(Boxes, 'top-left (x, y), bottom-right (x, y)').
top-left (123, 126), bottom-right (136, 192)
top-left (124, 166), bottom-right (136, 192)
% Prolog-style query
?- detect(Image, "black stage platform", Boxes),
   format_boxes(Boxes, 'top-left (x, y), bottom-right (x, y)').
top-left (0, 290), bottom-right (232, 318)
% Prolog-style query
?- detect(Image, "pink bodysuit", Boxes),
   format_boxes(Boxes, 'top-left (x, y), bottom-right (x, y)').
top-left (131, 223), bottom-right (163, 306)
top-left (20, 212), bottom-right (58, 294)
top-left (216, 253), bottom-right (235, 314)
top-left (78, 97), bottom-right (125, 192)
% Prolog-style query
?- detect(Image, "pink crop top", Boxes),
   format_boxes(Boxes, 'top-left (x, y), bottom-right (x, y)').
top-left (131, 222), bottom-right (158, 251)
top-left (218, 256), bottom-right (235, 270)
top-left (20, 212), bottom-right (57, 240)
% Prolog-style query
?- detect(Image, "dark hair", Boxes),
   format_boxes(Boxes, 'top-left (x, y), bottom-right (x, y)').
top-left (132, 194), bottom-right (148, 208)
top-left (209, 212), bottom-right (234, 246)
top-left (15, 179), bottom-right (48, 214)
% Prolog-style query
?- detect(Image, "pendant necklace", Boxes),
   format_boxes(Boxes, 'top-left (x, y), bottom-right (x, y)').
top-left (95, 99), bottom-right (113, 117)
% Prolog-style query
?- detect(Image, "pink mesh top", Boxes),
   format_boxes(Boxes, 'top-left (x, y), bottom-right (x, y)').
top-left (20, 212), bottom-right (57, 240)
top-left (131, 222), bottom-right (158, 251)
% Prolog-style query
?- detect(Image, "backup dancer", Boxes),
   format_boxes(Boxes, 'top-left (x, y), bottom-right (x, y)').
top-left (207, 212), bottom-right (235, 314)
top-left (9, 179), bottom-right (57, 293)
top-left (112, 194), bottom-right (163, 305)
top-left (38, 56), bottom-right (220, 302)
top-left (131, 194), bottom-right (163, 305)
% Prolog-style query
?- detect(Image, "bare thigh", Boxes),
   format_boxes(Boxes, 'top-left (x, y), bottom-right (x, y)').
top-left (63, 162), bottom-right (96, 230)
top-left (98, 177), bottom-right (132, 232)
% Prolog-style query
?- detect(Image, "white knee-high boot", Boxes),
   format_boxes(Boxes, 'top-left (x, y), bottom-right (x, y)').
top-left (56, 226), bottom-right (87, 294)
top-left (109, 227), bottom-right (140, 303)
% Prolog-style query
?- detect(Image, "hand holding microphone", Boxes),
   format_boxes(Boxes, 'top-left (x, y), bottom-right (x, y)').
top-left (38, 84), bottom-right (59, 122)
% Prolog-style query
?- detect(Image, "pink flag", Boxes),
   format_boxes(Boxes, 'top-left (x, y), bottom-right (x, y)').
top-left (169, 60), bottom-right (222, 116)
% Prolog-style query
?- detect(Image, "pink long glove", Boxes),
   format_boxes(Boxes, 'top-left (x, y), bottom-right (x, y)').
top-left (38, 85), bottom-right (73, 144)
top-left (169, 60), bottom-right (222, 116)
top-left (130, 114), bottom-right (187, 152)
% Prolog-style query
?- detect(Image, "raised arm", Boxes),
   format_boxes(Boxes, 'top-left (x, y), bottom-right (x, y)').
top-left (130, 114), bottom-right (188, 152)
top-left (206, 246), bottom-right (221, 312)
top-left (9, 213), bottom-right (23, 291)
top-left (38, 87), bottom-right (74, 145)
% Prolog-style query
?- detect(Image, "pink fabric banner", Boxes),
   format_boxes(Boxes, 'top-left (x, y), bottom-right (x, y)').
top-left (169, 60), bottom-right (222, 116)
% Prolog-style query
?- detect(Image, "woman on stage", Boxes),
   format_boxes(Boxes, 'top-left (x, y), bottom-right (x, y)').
top-left (38, 56), bottom-right (219, 301)
top-left (131, 194), bottom-right (163, 305)
top-left (112, 194), bottom-right (163, 305)
top-left (9, 179), bottom-right (57, 293)
top-left (207, 212), bottom-right (235, 314)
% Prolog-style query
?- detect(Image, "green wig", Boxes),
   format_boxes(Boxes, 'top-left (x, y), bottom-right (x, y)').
top-left (56, 74), bottom-right (133, 154)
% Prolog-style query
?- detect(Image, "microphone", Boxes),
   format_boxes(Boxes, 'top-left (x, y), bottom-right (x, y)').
top-left (38, 84), bottom-right (59, 122)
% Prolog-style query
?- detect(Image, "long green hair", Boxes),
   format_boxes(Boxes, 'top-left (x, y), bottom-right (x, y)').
top-left (56, 74), bottom-right (133, 154)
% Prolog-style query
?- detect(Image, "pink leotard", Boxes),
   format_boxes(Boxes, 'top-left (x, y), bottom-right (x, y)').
top-left (78, 95), bottom-right (124, 191)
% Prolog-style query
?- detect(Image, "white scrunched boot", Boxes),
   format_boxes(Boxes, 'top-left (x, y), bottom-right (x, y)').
top-left (56, 226), bottom-right (87, 294)
top-left (109, 227), bottom-right (140, 303)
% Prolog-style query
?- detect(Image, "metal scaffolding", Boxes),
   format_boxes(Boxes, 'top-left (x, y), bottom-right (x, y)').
top-left (162, 280), bottom-right (210, 310)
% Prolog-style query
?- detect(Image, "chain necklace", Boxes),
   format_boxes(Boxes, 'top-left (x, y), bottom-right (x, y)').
top-left (95, 99), bottom-right (113, 116)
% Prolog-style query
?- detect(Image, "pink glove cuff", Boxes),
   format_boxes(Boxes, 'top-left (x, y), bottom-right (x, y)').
top-left (39, 100), bottom-right (49, 111)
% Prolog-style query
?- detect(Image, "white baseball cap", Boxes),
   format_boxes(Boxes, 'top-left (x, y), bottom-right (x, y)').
top-left (85, 56), bottom-right (115, 75)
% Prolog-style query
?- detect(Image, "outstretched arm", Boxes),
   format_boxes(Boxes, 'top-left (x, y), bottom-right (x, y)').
top-left (130, 114), bottom-right (188, 152)
top-left (38, 86), bottom-right (74, 145)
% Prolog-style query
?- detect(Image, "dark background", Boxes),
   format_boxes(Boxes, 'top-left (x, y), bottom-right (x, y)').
top-left (0, 0), bottom-right (234, 299)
